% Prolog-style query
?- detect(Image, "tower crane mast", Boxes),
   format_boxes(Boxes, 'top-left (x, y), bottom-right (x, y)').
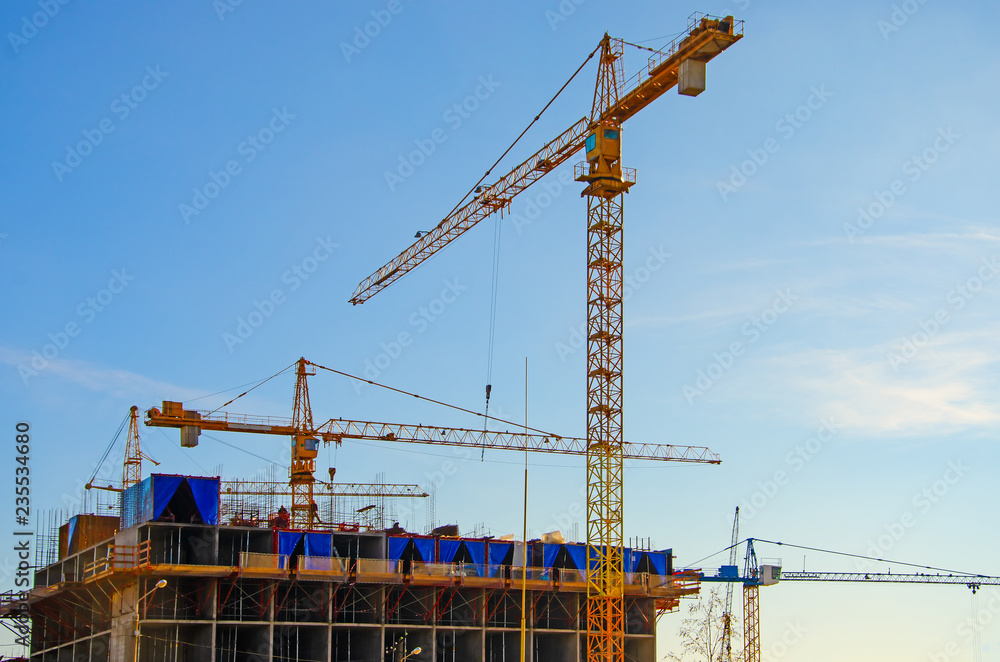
top-left (720, 507), bottom-right (739, 662)
top-left (349, 13), bottom-right (742, 662)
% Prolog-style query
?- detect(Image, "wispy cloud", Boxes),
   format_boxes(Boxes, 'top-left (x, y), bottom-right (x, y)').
top-left (728, 331), bottom-right (1000, 437)
top-left (0, 346), bottom-right (203, 402)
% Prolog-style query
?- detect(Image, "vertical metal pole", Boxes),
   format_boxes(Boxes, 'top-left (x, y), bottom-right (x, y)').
top-left (520, 356), bottom-right (529, 662)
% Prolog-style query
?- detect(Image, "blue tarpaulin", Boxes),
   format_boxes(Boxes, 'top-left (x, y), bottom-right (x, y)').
top-left (66, 517), bottom-right (78, 549)
top-left (487, 542), bottom-right (513, 577)
top-left (465, 541), bottom-right (485, 568)
top-left (187, 477), bottom-right (220, 525)
top-left (542, 544), bottom-right (560, 569)
top-left (439, 540), bottom-right (461, 563)
top-left (278, 531), bottom-right (304, 557)
top-left (304, 533), bottom-right (332, 557)
top-left (413, 538), bottom-right (434, 562)
top-left (388, 536), bottom-right (436, 562)
top-left (565, 544), bottom-right (586, 571)
top-left (151, 475), bottom-right (184, 521)
top-left (624, 549), bottom-right (640, 574)
top-left (120, 475), bottom-right (220, 528)
top-left (388, 537), bottom-right (410, 561)
top-left (645, 551), bottom-right (668, 575)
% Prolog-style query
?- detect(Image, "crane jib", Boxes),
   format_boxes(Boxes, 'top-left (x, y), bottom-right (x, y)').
top-left (350, 19), bottom-right (742, 305)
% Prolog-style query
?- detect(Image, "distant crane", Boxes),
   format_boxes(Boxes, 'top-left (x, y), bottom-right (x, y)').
top-left (147, 357), bottom-right (720, 529)
top-left (350, 14), bottom-right (742, 661)
top-left (700, 537), bottom-right (1000, 660)
top-left (720, 507), bottom-right (739, 662)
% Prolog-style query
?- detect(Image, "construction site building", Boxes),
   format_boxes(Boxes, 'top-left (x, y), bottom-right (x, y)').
top-left (4, 474), bottom-right (699, 661)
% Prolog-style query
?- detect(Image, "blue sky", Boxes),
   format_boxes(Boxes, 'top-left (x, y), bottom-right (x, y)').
top-left (2, 0), bottom-right (999, 659)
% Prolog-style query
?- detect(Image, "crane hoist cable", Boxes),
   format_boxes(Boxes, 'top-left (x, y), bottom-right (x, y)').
top-left (483, 211), bottom-right (503, 460)
top-left (972, 591), bottom-right (984, 662)
top-left (462, 41), bottom-right (600, 459)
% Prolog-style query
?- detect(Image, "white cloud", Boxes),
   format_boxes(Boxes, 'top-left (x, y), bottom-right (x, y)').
top-left (731, 332), bottom-right (1000, 437)
top-left (0, 346), bottom-right (203, 403)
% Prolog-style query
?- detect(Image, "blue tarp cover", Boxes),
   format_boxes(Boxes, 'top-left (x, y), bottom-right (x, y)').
top-left (304, 533), bottom-right (332, 557)
top-left (624, 549), bottom-right (640, 574)
top-left (565, 544), bottom-right (586, 571)
top-left (438, 540), bottom-right (461, 563)
top-left (465, 541), bottom-right (486, 568)
top-left (645, 551), bottom-right (668, 575)
top-left (585, 546), bottom-right (634, 572)
top-left (388, 536), bottom-right (436, 562)
top-left (542, 544), bottom-right (560, 569)
top-left (388, 537), bottom-right (410, 561)
top-left (278, 531), bottom-right (304, 557)
top-left (487, 542), bottom-right (513, 577)
top-left (121, 475), bottom-right (220, 528)
top-left (67, 517), bottom-right (79, 548)
top-left (413, 538), bottom-right (434, 562)
top-left (187, 477), bottom-right (220, 525)
top-left (151, 475), bottom-right (184, 521)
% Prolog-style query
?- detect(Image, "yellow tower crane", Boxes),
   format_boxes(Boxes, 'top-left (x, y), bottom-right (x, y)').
top-left (349, 14), bottom-right (742, 661)
top-left (147, 357), bottom-right (720, 529)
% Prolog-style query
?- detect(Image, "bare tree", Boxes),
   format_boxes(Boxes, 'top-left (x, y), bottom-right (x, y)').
top-left (664, 586), bottom-right (744, 662)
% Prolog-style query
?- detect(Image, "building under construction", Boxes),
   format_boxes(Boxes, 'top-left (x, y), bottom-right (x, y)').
top-left (4, 473), bottom-right (699, 662)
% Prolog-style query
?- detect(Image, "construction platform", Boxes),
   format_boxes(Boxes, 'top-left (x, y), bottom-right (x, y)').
top-left (1, 475), bottom-right (700, 661)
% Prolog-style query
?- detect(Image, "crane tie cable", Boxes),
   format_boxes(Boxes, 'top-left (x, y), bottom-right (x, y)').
top-left (438, 39), bottom-right (603, 224)
top-left (307, 360), bottom-right (564, 438)
top-left (752, 538), bottom-right (989, 578)
top-left (205, 360), bottom-right (297, 416)
top-left (87, 410), bottom-right (130, 487)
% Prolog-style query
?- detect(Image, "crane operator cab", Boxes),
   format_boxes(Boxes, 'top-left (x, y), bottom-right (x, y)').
top-left (575, 124), bottom-right (634, 198)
